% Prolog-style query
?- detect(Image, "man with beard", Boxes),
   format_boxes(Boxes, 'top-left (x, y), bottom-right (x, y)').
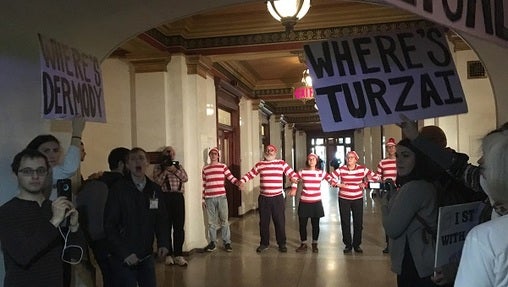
top-left (0, 149), bottom-right (84, 287)
top-left (104, 147), bottom-right (169, 287)
top-left (239, 144), bottom-right (299, 253)
top-left (76, 147), bottom-right (130, 287)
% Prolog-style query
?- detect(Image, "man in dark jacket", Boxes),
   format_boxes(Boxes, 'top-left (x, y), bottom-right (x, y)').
top-left (104, 147), bottom-right (169, 287)
top-left (76, 147), bottom-right (129, 287)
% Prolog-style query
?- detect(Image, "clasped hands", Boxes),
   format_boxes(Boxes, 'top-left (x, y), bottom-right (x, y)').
top-left (123, 247), bottom-right (169, 267)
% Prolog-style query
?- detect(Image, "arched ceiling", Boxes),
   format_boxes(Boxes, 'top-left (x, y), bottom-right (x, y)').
top-left (113, 0), bottom-right (468, 133)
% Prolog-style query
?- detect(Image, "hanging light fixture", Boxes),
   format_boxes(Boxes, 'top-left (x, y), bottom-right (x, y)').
top-left (301, 68), bottom-right (312, 87)
top-left (266, 0), bottom-right (311, 33)
top-left (294, 68), bottom-right (314, 103)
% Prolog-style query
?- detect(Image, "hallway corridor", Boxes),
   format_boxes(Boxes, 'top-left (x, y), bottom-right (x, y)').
top-left (153, 184), bottom-right (396, 287)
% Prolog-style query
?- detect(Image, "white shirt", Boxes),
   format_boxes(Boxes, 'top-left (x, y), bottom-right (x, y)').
top-left (49, 145), bottom-right (80, 200)
top-left (455, 214), bottom-right (508, 287)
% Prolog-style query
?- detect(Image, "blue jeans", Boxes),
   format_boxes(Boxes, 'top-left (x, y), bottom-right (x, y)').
top-left (205, 196), bottom-right (231, 244)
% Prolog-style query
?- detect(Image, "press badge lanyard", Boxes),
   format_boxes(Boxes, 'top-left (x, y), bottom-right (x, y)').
top-left (149, 190), bottom-right (158, 209)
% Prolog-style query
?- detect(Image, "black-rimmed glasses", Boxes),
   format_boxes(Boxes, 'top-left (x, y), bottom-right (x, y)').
top-left (18, 167), bottom-right (48, 177)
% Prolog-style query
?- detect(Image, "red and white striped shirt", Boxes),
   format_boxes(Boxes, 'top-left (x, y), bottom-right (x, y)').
top-left (376, 158), bottom-right (397, 182)
top-left (202, 163), bottom-right (238, 198)
top-left (291, 169), bottom-right (337, 203)
top-left (332, 165), bottom-right (378, 200)
top-left (241, 160), bottom-right (298, 197)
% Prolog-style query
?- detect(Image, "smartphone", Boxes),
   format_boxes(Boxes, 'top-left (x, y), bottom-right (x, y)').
top-left (56, 178), bottom-right (72, 199)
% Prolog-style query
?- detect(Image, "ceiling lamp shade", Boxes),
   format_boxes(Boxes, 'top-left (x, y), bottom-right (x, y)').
top-left (294, 86), bottom-right (314, 102)
top-left (267, 0), bottom-right (311, 33)
top-left (294, 68), bottom-right (314, 102)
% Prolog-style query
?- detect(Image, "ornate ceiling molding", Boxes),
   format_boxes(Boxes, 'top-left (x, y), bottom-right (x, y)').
top-left (255, 88), bottom-right (293, 98)
top-left (142, 20), bottom-right (434, 54)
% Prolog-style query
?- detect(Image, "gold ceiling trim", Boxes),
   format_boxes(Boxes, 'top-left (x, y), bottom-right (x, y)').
top-left (144, 20), bottom-right (433, 53)
top-left (255, 88), bottom-right (293, 97)
top-left (285, 114), bottom-right (321, 123)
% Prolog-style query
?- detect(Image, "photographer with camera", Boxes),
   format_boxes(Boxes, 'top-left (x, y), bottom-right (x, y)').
top-left (375, 137), bottom-right (397, 254)
top-left (152, 146), bottom-right (189, 267)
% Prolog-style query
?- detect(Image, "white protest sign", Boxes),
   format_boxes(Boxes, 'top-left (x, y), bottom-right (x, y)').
top-left (384, 0), bottom-right (508, 49)
top-left (38, 34), bottom-right (106, 122)
top-left (304, 26), bottom-right (467, 132)
top-left (434, 201), bottom-right (485, 269)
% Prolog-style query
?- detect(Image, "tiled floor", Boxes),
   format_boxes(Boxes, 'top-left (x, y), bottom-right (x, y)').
top-left (151, 184), bottom-right (396, 287)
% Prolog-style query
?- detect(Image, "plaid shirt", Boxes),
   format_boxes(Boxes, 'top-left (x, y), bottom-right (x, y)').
top-left (153, 165), bottom-right (188, 193)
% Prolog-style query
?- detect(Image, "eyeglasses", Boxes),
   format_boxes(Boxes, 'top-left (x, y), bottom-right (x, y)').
top-left (18, 167), bottom-right (48, 177)
top-left (266, 149), bottom-right (275, 153)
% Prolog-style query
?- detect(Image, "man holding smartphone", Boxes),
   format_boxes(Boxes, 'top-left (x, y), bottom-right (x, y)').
top-left (0, 149), bottom-right (84, 287)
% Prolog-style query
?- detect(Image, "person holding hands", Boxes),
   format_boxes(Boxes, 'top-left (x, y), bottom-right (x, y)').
top-left (289, 153), bottom-right (337, 253)
top-left (201, 147), bottom-right (239, 252)
top-left (239, 144), bottom-right (299, 253)
top-left (332, 150), bottom-right (379, 253)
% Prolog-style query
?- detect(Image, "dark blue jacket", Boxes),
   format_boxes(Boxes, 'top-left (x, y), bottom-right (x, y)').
top-left (104, 175), bottom-right (169, 260)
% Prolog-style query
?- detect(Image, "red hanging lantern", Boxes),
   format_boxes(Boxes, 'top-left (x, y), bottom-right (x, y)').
top-left (294, 86), bottom-right (314, 102)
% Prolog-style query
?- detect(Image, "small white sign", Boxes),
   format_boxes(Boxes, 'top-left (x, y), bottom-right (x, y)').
top-left (434, 201), bottom-right (485, 269)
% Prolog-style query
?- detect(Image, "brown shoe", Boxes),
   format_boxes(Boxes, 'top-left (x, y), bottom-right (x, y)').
top-left (311, 243), bottom-right (318, 253)
top-left (295, 243), bottom-right (308, 252)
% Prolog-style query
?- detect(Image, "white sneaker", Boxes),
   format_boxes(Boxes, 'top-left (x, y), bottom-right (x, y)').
top-left (174, 256), bottom-right (188, 267)
top-left (164, 256), bottom-right (174, 265)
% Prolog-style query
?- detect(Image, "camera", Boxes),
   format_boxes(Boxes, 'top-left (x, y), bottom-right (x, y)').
top-left (369, 179), bottom-right (396, 198)
top-left (57, 178), bottom-right (72, 199)
top-left (160, 154), bottom-right (179, 169)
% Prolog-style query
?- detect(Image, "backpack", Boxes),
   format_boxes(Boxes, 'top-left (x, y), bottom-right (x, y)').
top-left (75, 179), bottom-right (110, 241)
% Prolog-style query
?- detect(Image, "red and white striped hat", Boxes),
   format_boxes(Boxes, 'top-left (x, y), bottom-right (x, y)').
top-left (386, 138), bottom-right (396, 146)
top-left (347, 150), bottom-right (359, 160)
top-left (307, 153), bottom-right (318, 160)
top-left (209, 147), bottom-right (220, 155)
top-left (266, 144), bottom-right (277, 152)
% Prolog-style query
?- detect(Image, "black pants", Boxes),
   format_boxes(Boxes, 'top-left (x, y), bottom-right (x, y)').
top-left (162, 192), bottom-right (185, 256)
top-left (110, 256), bottom-right (156, 287)
top-left (397, 243), bottom-right (438, 287)
top-left (338, 198), bottom-right (363, 248)
top-left (90, 238), bottom-right (114, 287)
top-left (258, 194), bottom-right (286, 246)
top-left (299, 217), bottom-right (320, 242)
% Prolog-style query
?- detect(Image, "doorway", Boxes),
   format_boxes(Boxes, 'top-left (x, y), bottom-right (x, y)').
top-left (308, 132), bottom-right (355, 173)
top-left (216, 78), bottom-right (242, 217)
